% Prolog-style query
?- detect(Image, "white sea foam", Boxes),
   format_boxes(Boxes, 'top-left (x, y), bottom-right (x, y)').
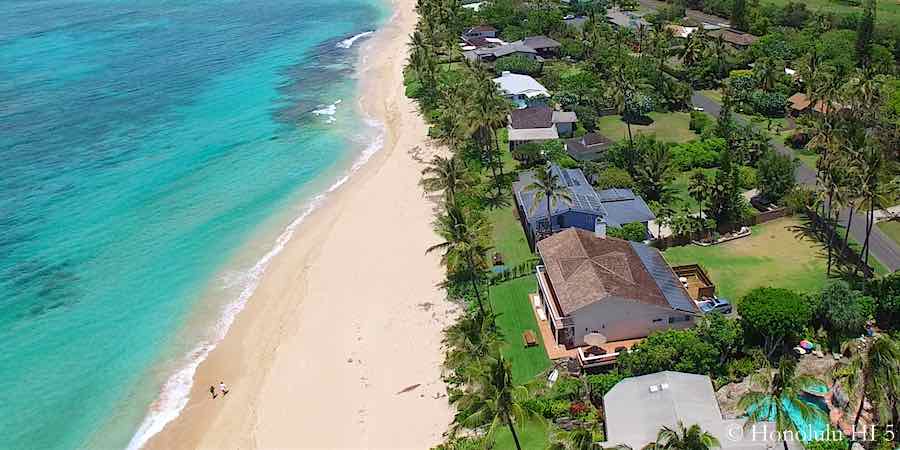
top-left (336, 31), bottom-right (374, 49)
top-left (125, 117), bottom-right (386, 450)
top-left (312, 99), bottom-right (341, 123)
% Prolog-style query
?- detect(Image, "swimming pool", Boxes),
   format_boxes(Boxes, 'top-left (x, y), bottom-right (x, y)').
top-left (747, 390), bottom-right (830, 441)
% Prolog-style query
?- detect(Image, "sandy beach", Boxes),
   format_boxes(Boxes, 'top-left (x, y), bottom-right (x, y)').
top-left (142, 0), bottom-right (456, 447)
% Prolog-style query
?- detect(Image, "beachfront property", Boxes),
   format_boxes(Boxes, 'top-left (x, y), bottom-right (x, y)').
top-left (512, 164), bottom-right (655, 247)
top-left (463, 35), bottom-right (561, 64)
top-left (507, 106), bottom-right (577, 149)
top-left (534, 228), bottom-right (700, 367)
top-left (564, 132), bottom-right (613, 161)
top-left (600, 371), bottom-right (779, 450)
top-left (493, 72), bottom-right (550, 107)
top-left (462, 25), bottom-right (497, 39)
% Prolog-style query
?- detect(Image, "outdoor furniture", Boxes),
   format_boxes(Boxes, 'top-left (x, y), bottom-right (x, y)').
top-left (523, 330), bottom-right (537, 347)
top-left (493, 252), bottom-right (504, 265)
top-left (585, 346), bottom-right (607, 357)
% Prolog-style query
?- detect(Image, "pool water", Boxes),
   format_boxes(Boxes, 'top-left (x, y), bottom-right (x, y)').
top-left (748, 392), bottom-right (830, 441)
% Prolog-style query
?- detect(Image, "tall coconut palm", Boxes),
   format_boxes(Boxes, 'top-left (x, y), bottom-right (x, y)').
top-left (642, 422), bottom-right (721, 450)
top-left (688, 171), bottom-right (711, 222)
top-left (832, 335), bottom-right (900, 450)
top-left (549, 425), bottom-right (595, 450)
top-left (738, 358), bottom-right (826, 450)
top-left (856, 143), bottom-right (891, 269)
top-left (452, 354), bottom-right (538, 450)
top-left (427, 201), bottom-right (491, 315)
top-left (421, 155), bottom-right (471, 202)
top-left (680, 29), bottom-right (709, 69)
top-left (752, 57), bottom-right (782, 92)
top-left (443, 309), bottom-right (502, 374)
top-left (524, 164), bottom-right (573, 235)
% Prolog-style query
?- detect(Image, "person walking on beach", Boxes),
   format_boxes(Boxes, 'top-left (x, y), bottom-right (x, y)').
top-left (209, 385), bottom-right (216, 399)
top-left (219, 381), bottom-right (229, 396)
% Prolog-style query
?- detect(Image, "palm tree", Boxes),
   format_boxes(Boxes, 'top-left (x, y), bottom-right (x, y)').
top-left (452, 354), bottom-right (538, 450)
top-left (427, 201), bottom-right (491, 315)
top-left (642, 422), bottom-right (721, 450)
top-left (634, 141), bottom-right (674, 202)
top-left (420, 155), bottom-right (471, 202)
top-left (680, 29), bottom-right (709, 69)
top-left (524, 164), bottom-right (573, 235)
top-left (738, 358), bottom-right (827, 450)
top-left (832, 334), bottom-right (900, 450)
top-left (443, 310), bottom-right (502, 374)
top-left (688, 171), bottom-right (711, 222)
top-left (711, 34), bottom-right (729, 79)
top-left (752, 57), bottom-right (782, 92)
top-left (548, 425), bottom-right (595, 450)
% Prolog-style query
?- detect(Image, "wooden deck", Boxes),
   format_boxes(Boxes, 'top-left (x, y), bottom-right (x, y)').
top-left (528, 292), bottom-right (644, 364)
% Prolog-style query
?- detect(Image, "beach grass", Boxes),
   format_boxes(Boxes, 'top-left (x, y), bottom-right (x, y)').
top-left (596, 112), bottom-right (698, 144)
top-left (662, 218), bottom-right (829, 300)
top-left (877, 220), bottom-right (900, 248)
top-left (493, 418), bottom-right (550, 449)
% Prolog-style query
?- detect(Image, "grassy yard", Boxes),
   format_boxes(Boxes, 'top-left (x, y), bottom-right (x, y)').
top-left (493, 418), bottom-right (550, 450)
top-left (663, 217), bottom-right (829, 300)
top-left (596, 112), bottom-right (698, 144)
top-left (794, 147), bottom-right (819, 170)
top-left (669, 168), bottom-right (719, 212)
top-left (761, 0), bottom-right (900, 30)
top-left (486, 203), bottom-right (534, 267)
top-left (877, 220), bottom-right (900, 248)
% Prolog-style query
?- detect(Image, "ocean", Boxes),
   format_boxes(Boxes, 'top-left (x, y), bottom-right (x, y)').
top-left (0, 0), bottom-right (388, 448)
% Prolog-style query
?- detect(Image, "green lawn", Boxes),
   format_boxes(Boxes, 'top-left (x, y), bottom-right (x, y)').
top-left (663, 218), bottom-right (829, 301)
top-left (761, 0), bottom-right (900, 30)
top-left (669, 168), bottom-right (719, 212)
top-left (490, 277), bottom-right (552, 384)
top-left (794, 147), bottom-right (819, 170)
top-left (596, 112), bottom-right (698, 144)
top-left (878, 220), bottom-right (900, 249)
top-left (493, 418), bottom-right (550, 450)
top-left (486, 204), bottom-right (535, 268)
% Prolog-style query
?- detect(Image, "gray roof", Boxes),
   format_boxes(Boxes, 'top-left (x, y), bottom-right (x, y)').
top-left (565, 133), bottom-right (613, 161)
top-left (603, 372), bottom-right (775, 450)
top-left (508, 127), bottom-right (559, 142)
top-left (606, 8), bottom-right (650, 29)
top-left (629, 242), bottom-right (696, 312)
top-left (513, 166), bottom-right (656, 228)
top-left (520, 35), bottom-right (561, 50)
top-left (598, 189), bottom-right (656, 226)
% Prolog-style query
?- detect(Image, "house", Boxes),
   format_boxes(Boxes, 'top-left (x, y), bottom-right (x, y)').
top-left (787, 92), bottom-right (845, 116)
top-left (463, 42), bottom-right (538, 62)
top-left (463, 25), bottom-right (497, 39)
top-left (534, 228), bottom-right (700, 356)
top-left (600, 372), bottom-right (777, 450)
top-left (606, 8), bottom-right (650, 30)
top-left (519, 36), bottom-right (561, 58)
top-left (666, 24), bottom-right (698, 39)
top-left (492, 72), bottom-right (550, 107)
top-left (707, 28), bottom-right (759, 49)
top-left (564, 132), bottom-right (613, 161)
top-left (507, 106), bottom-right (577, 149)
top-left (563, 15), bottom-right (588, 29)
top-left (512, 164), bottom-right (655, 246)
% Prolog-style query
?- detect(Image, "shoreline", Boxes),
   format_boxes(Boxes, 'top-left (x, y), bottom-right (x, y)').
top-left (139, 0), bottom-right (455, 447)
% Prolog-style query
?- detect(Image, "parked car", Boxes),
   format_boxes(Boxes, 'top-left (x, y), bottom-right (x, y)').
top-left (692, 106), bottom-right (705, 112)
top-left (698, 296), bottom-right (732, 314)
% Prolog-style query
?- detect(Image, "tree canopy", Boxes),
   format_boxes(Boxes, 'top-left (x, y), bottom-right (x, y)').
top-left (737, 287), bottom-right (812, 357)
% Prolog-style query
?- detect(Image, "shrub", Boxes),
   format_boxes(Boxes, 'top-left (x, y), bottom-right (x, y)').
top-left (523, 397), bottom-right (552, 417)
top-left (607, 223), bottom-right (647, 241)
top-left (786, 131), bottom-right (810, 149)
top-left (551, 376), bottom-right (585, 401)
top-left (586, 372), bottom-right (625, 404)
top-left (756, 150), bottom-right (798, 203)
top-left (738, 287), bottom-right (813, 357)
top-left (670, 138), bottom-right (725, 170)
top-left (689, 111), bottom-right (713, 133)
top-left (749, 90), bottom-right (788, 117)
top-left (595, 167), bottom-right (635, 190)
top-left (494, 55), bottom-right (542, 76)
top-left (569, 401), bottom-right (590, 417)
top-left (725, 356), bottom-right (758, 381)
top-left (549, 399), bottom-right (572, 418)
top-left (617, 329), bottom-right (719, 376)
top-left (738, 165), bottom-right (757, 190)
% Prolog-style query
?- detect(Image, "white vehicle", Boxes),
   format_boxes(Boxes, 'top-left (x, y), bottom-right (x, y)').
top-left (692, 106), bottom-right (705, 112)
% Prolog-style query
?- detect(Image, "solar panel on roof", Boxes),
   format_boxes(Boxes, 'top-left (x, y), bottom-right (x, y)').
top-left (629, 242), bottom-right (696, 312)
top-left (596, 188), bottom-right (635, 202)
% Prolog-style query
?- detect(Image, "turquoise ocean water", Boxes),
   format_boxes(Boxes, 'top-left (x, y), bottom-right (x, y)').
top-left (0, 0), bottom-right (387, 448)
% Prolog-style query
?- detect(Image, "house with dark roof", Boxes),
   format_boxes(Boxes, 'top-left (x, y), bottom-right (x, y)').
top-left (707, 28), bottom-right (759, 49)
top-left (564, 132), bottom-right (613, 161)
top-left (463, 35), bottom-right (561, 62)
top-left (520, 36), bottom-right (561, 58)
top-left (535, 228), bottom-right (700, 353)
top-left (463, 25), bottom-right (498, 39)
top-left (507, 106), bottom-right (577, 149)
top-left (512, 164), bottom-right (655, 247)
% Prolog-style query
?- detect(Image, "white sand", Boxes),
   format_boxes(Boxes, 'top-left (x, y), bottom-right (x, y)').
top-left (143, 0), bottom-right (456, 447)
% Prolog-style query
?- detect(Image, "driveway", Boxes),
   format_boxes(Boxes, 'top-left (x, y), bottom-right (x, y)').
top-left (691, 92), bottom-right (900, 272)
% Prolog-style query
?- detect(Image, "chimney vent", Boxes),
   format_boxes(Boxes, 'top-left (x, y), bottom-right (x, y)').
top-left (594, 217), bottom-right (607, 239)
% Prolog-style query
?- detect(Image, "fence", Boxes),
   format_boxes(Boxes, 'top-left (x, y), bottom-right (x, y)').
top-left (751, 207), bottom-right (790, 225)
top-left (804, 208), bottom-right (875, 279)
top-left (490, 258), bottom-right (540, 285)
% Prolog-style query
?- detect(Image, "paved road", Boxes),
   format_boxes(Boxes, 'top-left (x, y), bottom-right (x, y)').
top-left (691, 92), bottom-right (900, 272)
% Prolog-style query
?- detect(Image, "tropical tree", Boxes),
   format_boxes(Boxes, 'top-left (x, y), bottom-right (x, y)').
top-left (548, 426), bottom-right (595, 450)
top-left (421, 155), bottom-right (472, 202)
top-left (427, 201), bottom-right (492, 315)
top-left (832, 334), bottom-right (900, 448)
top-left (642, 422), bottom-right (721, 450)
top-left (443, 310), bottom-right (502, 374)
top-left (633, 140), bottom-right (675, 202)
top-left (524, 164), bottom-right (573, 235)
top-left (688, 171), bottom-right (711, 221)
top-left (452, 354), bottom-right (538, 450)
top-left (738, 358), bottom-right (827, 450)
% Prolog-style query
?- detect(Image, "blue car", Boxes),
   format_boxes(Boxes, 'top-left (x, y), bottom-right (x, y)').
top-left (698, 297), bottom-right (732, 315)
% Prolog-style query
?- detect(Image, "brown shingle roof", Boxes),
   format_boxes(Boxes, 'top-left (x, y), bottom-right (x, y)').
top-left (708, 29), bottom-right (758, 47)
top-left (537, 228), bottom-right (673, 315)
top-left (510, 106), bottom-right (553, 129)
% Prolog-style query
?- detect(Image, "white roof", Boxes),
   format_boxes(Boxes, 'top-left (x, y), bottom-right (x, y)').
top-left (552, 111), bottom-right (577, 123)
top-left (601, 372), bottom-right (776, 450)
top-left (492, 72), bottom-right (549, 98)
top-left (508, 127), bottom-right (559, 142)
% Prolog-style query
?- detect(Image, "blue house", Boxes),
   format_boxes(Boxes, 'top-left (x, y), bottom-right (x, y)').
top-left (512, 164), bottom-right (656, 247)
